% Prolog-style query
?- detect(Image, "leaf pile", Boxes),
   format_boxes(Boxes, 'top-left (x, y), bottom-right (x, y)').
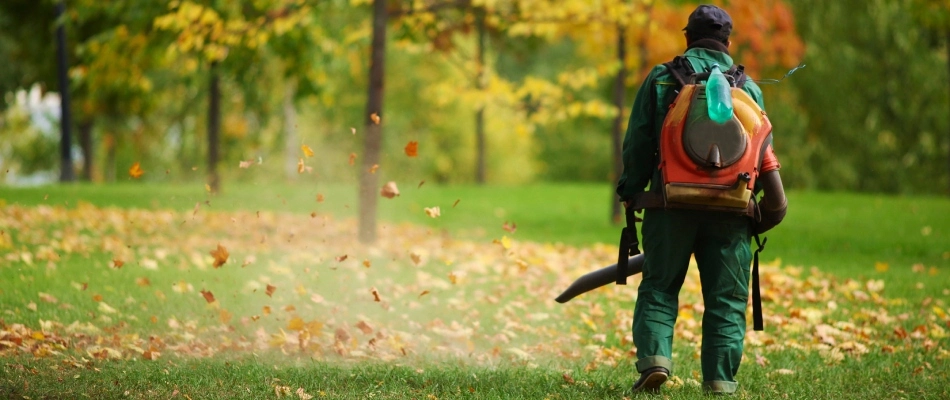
top-left (1, 203), bottom-right (947, 370)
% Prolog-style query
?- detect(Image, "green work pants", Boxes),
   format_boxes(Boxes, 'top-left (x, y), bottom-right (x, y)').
top-left (632, 208), bottom-right (752, 394)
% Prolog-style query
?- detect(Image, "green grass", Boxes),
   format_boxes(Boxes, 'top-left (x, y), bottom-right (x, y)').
top-left (1, 182), bottom-right (949, 399)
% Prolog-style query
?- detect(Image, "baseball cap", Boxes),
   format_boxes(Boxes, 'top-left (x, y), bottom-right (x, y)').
top-left (684, 5), bottom-right (733, 42)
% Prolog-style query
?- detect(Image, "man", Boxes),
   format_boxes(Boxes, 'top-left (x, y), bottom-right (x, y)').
top-left (616, 4), bottom-right (788, 395)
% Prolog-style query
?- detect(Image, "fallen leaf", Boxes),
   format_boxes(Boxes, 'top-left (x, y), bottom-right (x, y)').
top-left (92, 294), bottom-right (103, 302)
top-left (200, 290), bottom-right (215, 304)
top-left (404, 141), bottom-right (418, 157)
top-left (562, 373), bottom-right (575, 384)
top-left (136, 277), bottom-right (151, 287)
top-left (370, 113), bottom-right (381, 125)
top-left (209, 244), bottom-right (229, 268)
top-left (875, 262), bottom-right (889, 272)
top-left (424, 207), bottom-right (441, 218)
top-left (371, 287), bottom-right (381, 302)
top-left (266, 285), bottom-right (277, 298)
top-left (335, 328), bottom-right (350, 342)
top-left (301, 144), bottom-right (314, 157)
top-left (410, 253), bottom-right (422, 265)
top-left (129, 162), bottom-right (144, 179)
top-left (38, 292), bottom-right (57, 303)
top-left (380, 181), bottom-right (400, 199)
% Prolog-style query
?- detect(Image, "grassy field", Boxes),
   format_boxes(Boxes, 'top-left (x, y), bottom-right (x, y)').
top-left (1, 182), bottom-right (948, 399)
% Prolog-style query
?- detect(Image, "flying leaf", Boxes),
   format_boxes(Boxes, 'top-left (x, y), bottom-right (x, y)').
top-left (287, 317), bottom-right (305, 331)
top-left (418, 180), bottom-right (425, 188)
top-left (363, 260), bottom-right (371, 268)
top-left (336, 254), bottom-right (348, 262)
top-left (369, 164), bottom-right (379, 174)
top-left (92, 294), bottom-right (103, 302)
top-left (263, 305), bottom-right (272, 315)
top-left (200, 290), bottom-right (215, 303)
top-left (297, 159), bottom-right (306, 174)
top-left (209, 244), bottom-right (229, 268)
top-left (316, 194), bottom-right (324, 203)
top-left (424, 207), bottom-right (441, 218)
top-left (301, 144), bottom-right (314, 157)
top-left (370, 113), bottom-right (381, 125)
top-left (266, 284), bottom-right (276, 297)
top-left (371, 287), bottom-right (381, 302)
top-left (136, 277), bottom-right (151, 287)
top-left (239, 160), bottom-right (253, 169)
top-left (418, 290), bottom-right (430, 298)
top-left (452, 199), bottom-right (460, 208)
top-left (380, 181), bottom-right (400, 199)
top-left (335, 328), bottom-right (350, 342)
top-left (875, 262), bottom-right (889, 272)
top-left (448, 272), bottom-right (458, 285)
top-left (129, 162), bottom-right (144, 179)
top-left (356, 320), bottom-right (373, 335)
top-left (404, 141), bottom-right (418, 157)
top-left (350, 127), bottom-right (356, 135)
top-left (503, 221), bottom-right (517, 233)
top-left (111, 259), bottom-right (124, 269)
top-left (349, 153), bottom-right (357, 166)
top-left (410, 252), bottom-right (422, 265)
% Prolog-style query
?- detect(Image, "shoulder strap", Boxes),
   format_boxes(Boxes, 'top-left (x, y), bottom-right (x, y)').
top-left (662, 56), bottom-right (692, 88)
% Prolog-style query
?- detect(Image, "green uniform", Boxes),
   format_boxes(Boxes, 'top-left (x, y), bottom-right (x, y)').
top-left (616, 47), bottom-right (765, 394)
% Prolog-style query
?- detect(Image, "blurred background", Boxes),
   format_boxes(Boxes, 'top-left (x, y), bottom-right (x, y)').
top-left (0, 0), bottom-right (947, 195)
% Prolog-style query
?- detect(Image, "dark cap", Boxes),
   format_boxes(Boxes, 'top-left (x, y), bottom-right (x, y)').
top-left (684, 5), bottom-right (732, 42)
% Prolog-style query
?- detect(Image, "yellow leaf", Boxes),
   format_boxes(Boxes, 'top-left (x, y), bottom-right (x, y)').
top-left (301, 144), bottom-right (314, 157)
top-left (287, 317), bottom-right (305, 331)
top-left (874, 262), bottom-right (889, 272)
top-left (424, 206), bottom-right (441, 218)
top-left (128, 162), bottom-right (144, 179)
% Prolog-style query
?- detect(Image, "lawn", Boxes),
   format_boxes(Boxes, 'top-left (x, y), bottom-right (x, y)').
top-left (1, 182), bottom-right (948, 399)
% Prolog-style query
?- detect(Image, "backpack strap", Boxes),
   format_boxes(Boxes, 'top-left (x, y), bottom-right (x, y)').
top-left (662, 56), bottom-right (692, 88)
top-left (752, 233), bottom-right (766, 331)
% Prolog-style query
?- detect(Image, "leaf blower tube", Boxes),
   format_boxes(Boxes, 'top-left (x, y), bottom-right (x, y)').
top-left (554, 254), bottom-right (645, 303)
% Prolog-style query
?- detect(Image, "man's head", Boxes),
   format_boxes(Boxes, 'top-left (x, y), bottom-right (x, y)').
top-left (684, 5), bottom-right (732, 45)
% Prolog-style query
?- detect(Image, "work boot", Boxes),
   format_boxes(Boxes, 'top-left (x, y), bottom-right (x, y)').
top-left (631, 366), bottom-right (669, 394)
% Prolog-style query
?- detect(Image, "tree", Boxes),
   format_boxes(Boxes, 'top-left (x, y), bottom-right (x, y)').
top-left (358, 0), bottom-right (388, 244)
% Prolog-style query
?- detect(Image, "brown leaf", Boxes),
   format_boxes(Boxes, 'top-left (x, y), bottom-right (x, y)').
top-left (404, 141), bottom-right (418, 157)
top-left (209, 244), bottom-right (229, 268)
top-left (335, 254), bottom-right (348, 262)
top-left (335, 327), bottom-right (351, 342)
top-left (380, 181), bottom-right (400, 199)
top-left (316, 194), bottom-right (324, 203)
top-left (418, 290), bottom-right (430, 298)
top-left (363, 260), bottom-right (371, 268)
top-left (418, 180), bottom-right (425, 188)
top-left (371, 287), bottom-right (381, 302)
top-left (111, 259), bottom-right (125, 269)
top-left (200, 290), bottom-right (215, 304)
top-left (128, 162), bottom-right (144, 179)
top-left (349, 153), bottom-right (357, 165)
top-left (410, 253), bottom-right (422, 265)
top-left (263, 306), bottom-right (272, 315)
top-left (562, 373), bottom-right (575, 385)
top-left (370, 113), bottom-right (381, 125)
top-left (502, 221), bottom-right (517, 233)
top-left (136, 277), bottom-right (151, 287)
top-left (266, 285), bottom-right (276, 298)
top-left (356, 320), bottom-right (373, 335)
top-left (92, 294), bottom-right (103, 302)
top-left (452, 199), bottom-right (460, 208)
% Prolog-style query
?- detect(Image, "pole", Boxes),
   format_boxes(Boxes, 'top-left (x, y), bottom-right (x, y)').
top-left (55, 1), bottom-right (75, 182)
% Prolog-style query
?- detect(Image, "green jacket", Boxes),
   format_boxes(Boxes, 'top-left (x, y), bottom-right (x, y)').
top-left (616, 47), bottom-right (766, 201)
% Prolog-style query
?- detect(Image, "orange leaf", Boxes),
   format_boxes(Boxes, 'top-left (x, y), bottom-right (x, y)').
top-left (136, 277), bottom-right (151, 287)
top-left (200, 290), bottom-right (215, 303)
top-left (301, 144), bottom-right (314, 157)
top-left (266, 284), bottom-right (276, 298)
top-left (363, 260), bottom-right (371, 268)
top-left (128, 162), bottom-right (144, 179)
top-left (316, 194), bottom-right (324, 203)
top-left (380, 181), bottom-right (400, 199)
top-left (336, 254), bottom-right (348, 262)
top-left (502, 221), bottom-right (517, 233)
top-left (92, 294), bottom-right (103, 302)
top-left (349, 153), bottom-right (357, 165)
top-left (404, 141), bottom-right (418, 157)
top-left (371, 287), bottom-right (381, 302)
top-left (370, 113), bottom-right (381, 125)
top-left (263, 305), bottom-right (272, 315)
top-left (209, 244), bottom-right (229, 268)
top-left (369, 164), bottom-right (379, 174)
top-left (297, 158), bottom-right (306, 174)
top-left (111, 259), bottom-right (124, 269)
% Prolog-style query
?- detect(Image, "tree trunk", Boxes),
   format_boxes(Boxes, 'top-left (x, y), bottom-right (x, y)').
top-left (78, 119), bottom-right (94, 181)
top-left (284, 79), bottom-right (299, 179)
top-left (55, 1), bottom-right (74, 182)
top-left (358, 0), bottom-right (388, 244)
top-left (475, 9), bottom-right (487, 184)
top-left (104, 132), bottom-right (116, 182)
top-left (611, 23), bottom-right (627, 224)
top-left (208, 62), bottom-right (221, 193)
top-left (946, 27), bottom-right (950, 196)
